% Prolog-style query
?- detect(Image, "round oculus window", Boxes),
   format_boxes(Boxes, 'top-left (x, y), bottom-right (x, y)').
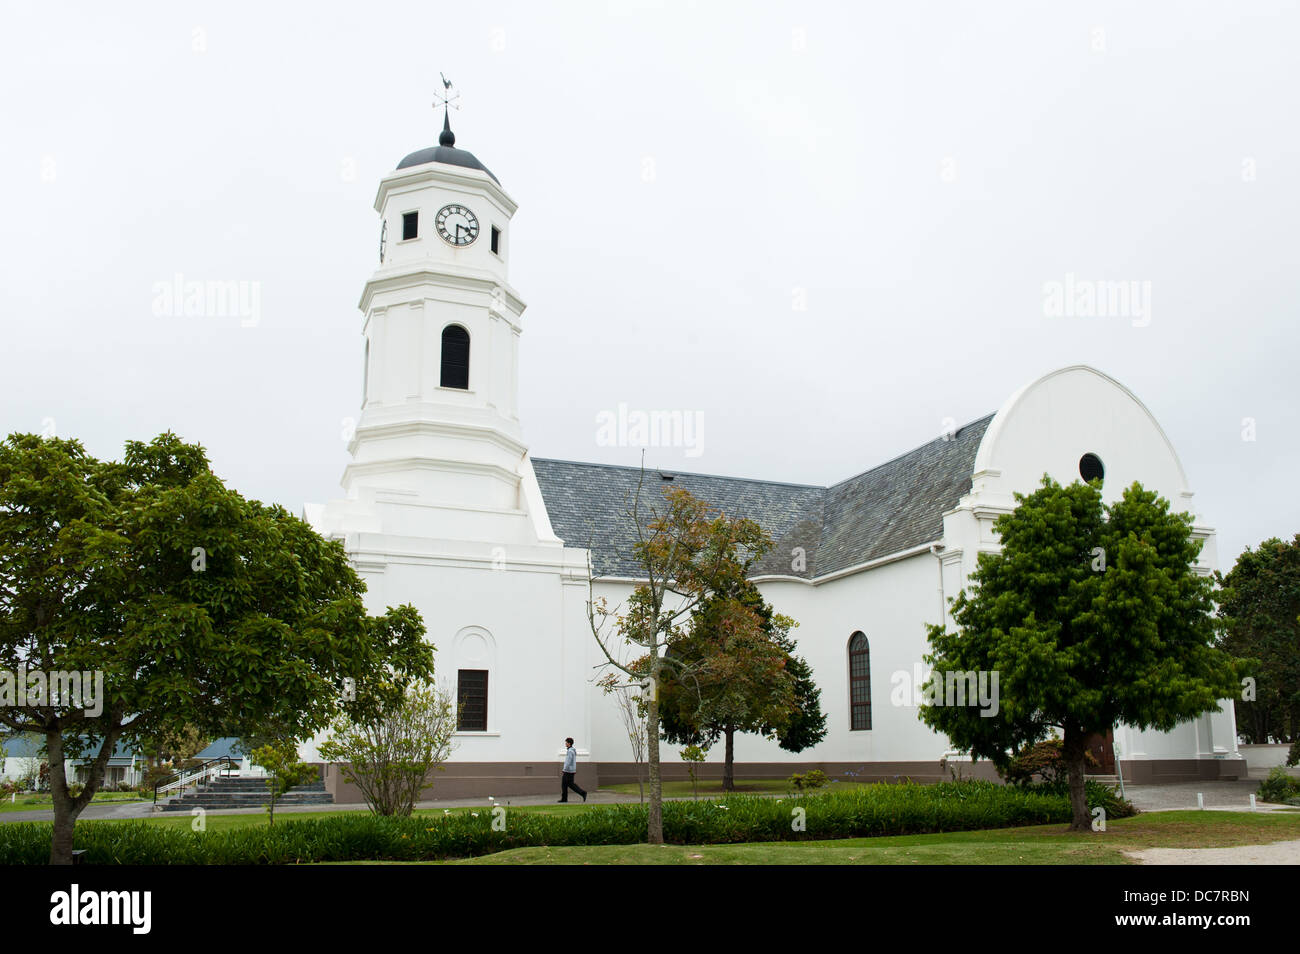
top-left (1079, 453), bottom-right (1104, 484)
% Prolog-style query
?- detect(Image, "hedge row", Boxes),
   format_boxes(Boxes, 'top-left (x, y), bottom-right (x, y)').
top-left (0, 780), bottom-right (1132, 865)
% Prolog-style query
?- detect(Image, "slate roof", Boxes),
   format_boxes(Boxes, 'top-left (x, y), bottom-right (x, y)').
top-left (532, 414), bottom-right (993, 581)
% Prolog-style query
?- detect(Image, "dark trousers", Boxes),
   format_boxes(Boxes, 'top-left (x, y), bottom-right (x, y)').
top-left (560, 771), bottom-right (586, 801)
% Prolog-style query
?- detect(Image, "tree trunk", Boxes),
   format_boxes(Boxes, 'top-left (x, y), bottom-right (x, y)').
top-left (646, 662), bottom-right (663, 844)
top-left (47, 731), bottom-right (83, 865)
top-left (1063, 724), bottom-right (1090, 832)
top-left (48, 723), bottom-right (124, 864)
top-left (723, 727), bottom-right (735, 792)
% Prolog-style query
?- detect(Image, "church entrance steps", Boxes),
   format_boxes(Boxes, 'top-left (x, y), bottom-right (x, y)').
top-left (155, 774), bottom-right (334, 812)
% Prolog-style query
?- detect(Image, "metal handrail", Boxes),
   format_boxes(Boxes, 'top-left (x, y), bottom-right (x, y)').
top-left (152, 756), bottom-right (239, 804)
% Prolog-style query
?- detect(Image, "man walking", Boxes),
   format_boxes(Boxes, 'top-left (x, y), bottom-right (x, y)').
top-left (559, 737), bottom-right (587, 803)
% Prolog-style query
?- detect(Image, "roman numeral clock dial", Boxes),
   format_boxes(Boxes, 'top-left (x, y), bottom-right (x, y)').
top-left (436, 204), bottom-right (479, 246)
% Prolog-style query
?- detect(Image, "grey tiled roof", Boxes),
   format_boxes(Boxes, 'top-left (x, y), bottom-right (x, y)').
top-left (0, 735), bottom-right (137, 762)
top-left (196, 737), bottom-right (243, 760)
top-left (532, 414), bottom-right (993, 581)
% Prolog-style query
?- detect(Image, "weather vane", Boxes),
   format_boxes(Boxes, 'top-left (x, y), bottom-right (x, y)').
top-left (433, 72), bottom-right (461, 115)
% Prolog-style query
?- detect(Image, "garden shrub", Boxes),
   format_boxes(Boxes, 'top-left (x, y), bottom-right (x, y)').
top-left (1023, 779), bottom-right (1137, 819)
top-left (1004, 739), bottom-right (1099, 786)
top-left (1257, 766), bottom-right (1300, 804)
top-left (788, 770), bottom-right (829, 791)
top-left (0, 779), bottom-right (1135, 865)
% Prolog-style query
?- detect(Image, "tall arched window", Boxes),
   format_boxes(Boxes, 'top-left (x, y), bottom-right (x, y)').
top-left (849, 632), bottom-right (871, 730)
top-left (454, 626), bottom-right (495, 733)
top-left (440, 325), bottom-right (470, 389)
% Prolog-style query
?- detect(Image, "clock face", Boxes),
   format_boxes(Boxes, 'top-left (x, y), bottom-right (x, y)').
top-left (436, 204), bottom-right (480, 247)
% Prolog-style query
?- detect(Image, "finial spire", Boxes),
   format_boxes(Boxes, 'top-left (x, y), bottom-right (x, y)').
top-left (434, 72), bottom-right (460, 148)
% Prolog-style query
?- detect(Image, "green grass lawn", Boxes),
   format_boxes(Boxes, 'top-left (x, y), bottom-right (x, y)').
top-left (440, 811), bottom-right (1300, 865)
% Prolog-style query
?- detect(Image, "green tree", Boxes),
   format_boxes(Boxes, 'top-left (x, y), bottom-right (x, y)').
top-left (680, 743), bottom-right (708, 800)
top-left (589, 479), bottom-right (770, 843)
top-left (138, 723), bottom-right (210, 774)
top-left (767, 627), bottom-right (827, 756)
top-left (318, 681), bottom-right (458, 816)
top-left (1216, 535), bottom-right (1300, 751)
top-left (659, 578), bottom-right (823, 790)
top-left (0, 432), bottom-right (434, 862)
top-left (921, 476), bottom-right (1241, 830)
top-left (250, 741), bottom-right (319, 826)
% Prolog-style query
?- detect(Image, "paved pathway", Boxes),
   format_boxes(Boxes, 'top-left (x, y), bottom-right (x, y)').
top-left (0, 798), bottom-right (160, 824)
top-left (1123, 776), bottom-right (1294, 814)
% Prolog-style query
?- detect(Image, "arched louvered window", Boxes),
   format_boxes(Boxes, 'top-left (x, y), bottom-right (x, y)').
top-left (440, 325), bottom-right (470, 390)
top-left (849, 631), bottom-right (871, 730)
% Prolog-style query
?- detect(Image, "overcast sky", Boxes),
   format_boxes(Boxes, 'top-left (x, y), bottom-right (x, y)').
top-left (2, 1), bottom-right (1296, 566)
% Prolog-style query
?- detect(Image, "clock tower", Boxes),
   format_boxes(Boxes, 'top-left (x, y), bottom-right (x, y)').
top-left (311, 99), bottom-right (563, 551)
top-left (304, 90), bottom-right (591, 785)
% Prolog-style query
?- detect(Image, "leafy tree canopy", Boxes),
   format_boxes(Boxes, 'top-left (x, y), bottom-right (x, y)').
top-left (921, 476), bottom-right (1241, 829)
top-left (0, 432), bottom-right (434, 861)
top-left (589, 483), bottom-right (774, 842)
top-left (1216, 534), bottom-right (1300, 746)
top-left (659, 576), bottom-right (823, 788)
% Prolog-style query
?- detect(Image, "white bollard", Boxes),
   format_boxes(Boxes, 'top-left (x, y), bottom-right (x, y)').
top-left (1250, 794), bottom-right (1257, 811)
top-left (1197, 792), bottom-right (1204, 810)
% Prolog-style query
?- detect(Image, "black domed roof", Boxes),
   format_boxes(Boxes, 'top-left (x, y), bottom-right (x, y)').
top-left (396, 113), bottom-right (499, 184)
top-left (396, 145), bottom-right (498, 183)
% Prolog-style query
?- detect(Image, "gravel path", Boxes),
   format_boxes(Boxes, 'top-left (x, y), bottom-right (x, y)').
top-left (1120, 775), bottom-right (1300, 864)
top-left (1125, 838), bottom-right (1300, 865)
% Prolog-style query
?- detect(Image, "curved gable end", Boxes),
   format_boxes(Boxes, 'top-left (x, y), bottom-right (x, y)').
top-left (969, 365), bottom-right (1194, 514)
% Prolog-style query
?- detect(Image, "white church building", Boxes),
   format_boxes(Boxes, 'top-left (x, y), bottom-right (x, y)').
top-left (302, 111), bottom-right (1244, 799)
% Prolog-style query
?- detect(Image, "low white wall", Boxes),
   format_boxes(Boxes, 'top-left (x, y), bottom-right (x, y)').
top-left (1239, 744), bottom-right (1293, 772)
